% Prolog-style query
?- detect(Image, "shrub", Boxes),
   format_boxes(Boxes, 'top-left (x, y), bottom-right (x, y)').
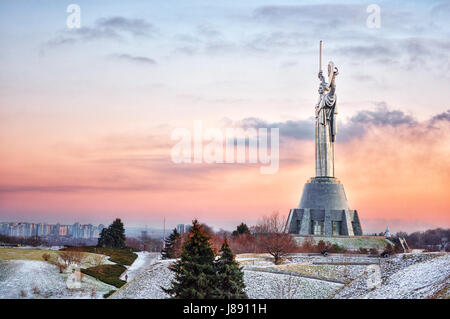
top-left (59, 248), bottom-right (86, 266)
top-left (42, 253), bottom-right (51, 261)
top-left (381, 243), bottom-right (395, 257)
top-left (297, 237), bottom-right (316, 253)
top-left (359, 247), bottom-right (369, 254)
top-left (32, 286), bottom-right (40, 295)
top-left (317, 240), bottom-right (332, 254)
top-left (330, 243), bottom-right (346, 253)
top-left (57, 262), bottom-right (67, 273)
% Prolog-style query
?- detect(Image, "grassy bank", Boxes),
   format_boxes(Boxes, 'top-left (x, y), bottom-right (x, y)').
top-left (60, 246), bottom-right (137, 266)
top-left (61, 246), bottom-right (138, 291)
top-left (81, 264), bottom-right (127, 288)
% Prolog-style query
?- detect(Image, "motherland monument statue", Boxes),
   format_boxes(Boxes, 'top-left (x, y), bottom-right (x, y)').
top-left (285, 41), bottom-right (363, 237)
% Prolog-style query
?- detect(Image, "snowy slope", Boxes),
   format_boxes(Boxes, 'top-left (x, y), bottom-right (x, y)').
top-left (332, 253), bottom-right (450, 299)
top-left (120, 252), bottom-right (160, 282)
top-left (0, 260), bottom-right (115, 299)
top-left (364, 254), bottom-right (449, 299)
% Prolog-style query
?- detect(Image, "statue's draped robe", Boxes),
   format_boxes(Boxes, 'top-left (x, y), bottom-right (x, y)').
top-left (315, 85), bottom-right (337, 177)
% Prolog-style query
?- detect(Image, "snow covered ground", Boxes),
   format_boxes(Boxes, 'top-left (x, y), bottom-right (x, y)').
top-left (244, 270), bottom-right (341, 299)
top-left (364, 253), bottom-right (449, 299)
top-left (0, 260), bottom-right (115, 299)
top-left (2, 250), bottom-right (447, 299)
top-left (332, 253), bottom-right (450, 299)
top-left (120, 252), bottom-right (160, 282)
top-left (111, 258), bottom-right (343, 299)
top-left (111, 259), bottom-right (174, 299)
top-left (111, 252), bottom-right (449, 299)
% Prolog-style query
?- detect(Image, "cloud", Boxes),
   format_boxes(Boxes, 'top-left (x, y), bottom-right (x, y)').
top-left (240, 117), bottom-right (314, 140)
top-left (246, 31), bottom-right (307, 53)
top-left (111, 54), bottom-right (157, 65)
top-left (96, 17), bottom-right (152, 37)
top-left (335, 43), bottom-right (399, 59)
top-left (347, 103), bottom-right (417, 127)
top-left (196, 24), bottom-right (221, 38)
top-left (47, 16), bottom-right (154, 46)
top-left (238, 104), bottom-right (423, 143)
top-left (429, 110), bottom-right (450, 128)
top-left (253, 4), bottom-right (366, 29)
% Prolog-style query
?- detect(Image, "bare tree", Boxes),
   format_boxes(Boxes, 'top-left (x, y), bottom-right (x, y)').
top-left (59, 247), bottom-right (86, 266)
top-left (253, 212), bottom-right (298, 265)
top-left (90, 252), bottom-right (107, 276)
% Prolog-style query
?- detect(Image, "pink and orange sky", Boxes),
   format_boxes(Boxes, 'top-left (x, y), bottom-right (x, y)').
top-left (0, 1), bottom-right (449, 233)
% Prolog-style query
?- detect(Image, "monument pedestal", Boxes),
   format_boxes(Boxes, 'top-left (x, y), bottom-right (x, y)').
top-left (285, 177), bottom-right (362, 236)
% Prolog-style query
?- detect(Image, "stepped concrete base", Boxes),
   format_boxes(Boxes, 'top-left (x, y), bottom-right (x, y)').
top-left (286, 177), bottom-right (363, 236)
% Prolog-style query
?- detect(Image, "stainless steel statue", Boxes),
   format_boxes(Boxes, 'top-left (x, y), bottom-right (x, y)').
top-left (285, 41), bottom-right (363, 236)
top-left (315, 40), bottom-right (339, 177)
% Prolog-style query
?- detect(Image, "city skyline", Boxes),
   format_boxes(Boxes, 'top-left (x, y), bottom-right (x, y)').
top-left (0, 221), bottom-right (105, 239)
top-left (0, 1), bottom-right (449, 234)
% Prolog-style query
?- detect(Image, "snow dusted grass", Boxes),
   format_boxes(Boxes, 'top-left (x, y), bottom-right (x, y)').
top-left (0, 260), bottom-right (115, 299)
top-left (110, 259), bottom-right (174, 299)
top-left (332, 253), bottom-right (450, 299)
top-left (364, 253), bottom-right (450, 299)
top-left (110, 258), bottom-right (343, 299)
top-left (277, 263), bottom-right (366, 283)
top-left (0, 248), bottom-right (111, 268)
top-left (236, 256), bottom-right (275, 268)
top-left (244, 270), bottom-right (342, 299)
top-left (58, 252), bottom-right (449, 299)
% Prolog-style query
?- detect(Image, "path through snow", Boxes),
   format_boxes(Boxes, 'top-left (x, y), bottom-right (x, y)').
top-left (120, 252), bottom-right (160, 282)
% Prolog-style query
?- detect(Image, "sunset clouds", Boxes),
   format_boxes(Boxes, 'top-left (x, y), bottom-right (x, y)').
top-left (0, 1), bottom-right (449, 233)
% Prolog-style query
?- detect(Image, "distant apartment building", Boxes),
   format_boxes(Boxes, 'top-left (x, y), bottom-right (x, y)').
top-left (175, 224), bottom-right (192, 235)
top-left (176, 224), bottom-right (185, 235)
top-left (0, 221), bottom-right (105, 239)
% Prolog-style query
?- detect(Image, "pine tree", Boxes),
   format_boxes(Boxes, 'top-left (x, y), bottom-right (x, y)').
top-left (213, 237), bottom-right (248, 299)
top-left (161, 228), bottom-right (181, 259)
top-left (97, 218), bottom-right (126, 248)
top-left (232, 222), bottom-right (250, 237)
top-left (163, 220), bottom-right (217, 298)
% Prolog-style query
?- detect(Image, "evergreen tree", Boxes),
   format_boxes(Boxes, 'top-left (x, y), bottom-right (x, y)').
top-left (232, 222), bottom-right (250, 237)
top-left (213, 237), bottom-right (247, 299)
top-left (163, 220), bottom-right (217, 298)
top-left (161, 228), bottom-right (181, 259)
top-left (97, 218), bottom-right (126, 248)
